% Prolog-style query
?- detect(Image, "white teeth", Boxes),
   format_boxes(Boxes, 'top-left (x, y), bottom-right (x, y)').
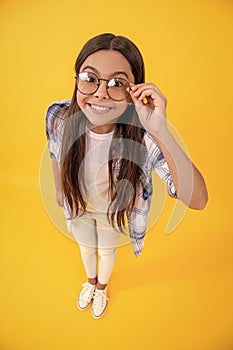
top-left (91, 104), bottom-right (111, 111)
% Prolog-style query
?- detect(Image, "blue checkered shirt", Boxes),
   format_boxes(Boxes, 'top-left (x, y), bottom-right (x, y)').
top-left (46, 100), bottom-right (177, 257)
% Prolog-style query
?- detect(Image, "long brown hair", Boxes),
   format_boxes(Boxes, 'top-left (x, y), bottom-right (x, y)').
top-left (61, 33), bottom-right (146, 232)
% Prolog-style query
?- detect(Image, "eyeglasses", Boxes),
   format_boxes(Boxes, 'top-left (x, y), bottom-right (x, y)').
top-left (75, 71), bottom-right (131, 101)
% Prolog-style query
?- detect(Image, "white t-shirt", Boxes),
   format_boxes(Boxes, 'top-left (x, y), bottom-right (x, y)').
top-left (84, 128), bottom-right (114, 213)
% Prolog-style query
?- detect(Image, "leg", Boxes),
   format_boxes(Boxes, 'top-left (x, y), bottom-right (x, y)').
top-left (71, 212), bottom-right (98, 249)
top-left (79, 245), bottom-right (97, 284)
top-left (70, 213), bottom-right (98, 310)
top-left (71, 212), bottom-right (98, 279)
top-left (91, 213), bottom-right (121, 319)
top-left (91, 247), bottom-right (118, 319)
top-left (97, 247), bottom-right (117, 288)
top-left (96, 213), bottom-right (121, 288)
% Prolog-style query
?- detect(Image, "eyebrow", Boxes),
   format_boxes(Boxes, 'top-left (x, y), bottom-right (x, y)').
top-left (82, 65), bottom-right (129, 79)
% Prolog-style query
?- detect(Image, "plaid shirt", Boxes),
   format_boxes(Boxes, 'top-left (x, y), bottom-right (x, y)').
top-left (46, 100), bottom-right (177, 257)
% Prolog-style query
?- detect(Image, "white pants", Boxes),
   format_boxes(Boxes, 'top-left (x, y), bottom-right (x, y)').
top-left (69, 211), bottom-right (121, 285)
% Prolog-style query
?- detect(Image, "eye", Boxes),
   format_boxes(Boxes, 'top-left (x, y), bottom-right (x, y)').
top-left (78, 72), bottom-right (97, 83)
top-left (108, 78), bottom-right (125, 88)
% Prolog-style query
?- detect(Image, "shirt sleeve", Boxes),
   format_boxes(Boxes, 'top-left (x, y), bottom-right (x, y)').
top-left (153, 151), bottom-right (177, 198)
top-left (45, 100), bottom-right (70, 162)
top-left (144, 131), bottom-right (177, 199)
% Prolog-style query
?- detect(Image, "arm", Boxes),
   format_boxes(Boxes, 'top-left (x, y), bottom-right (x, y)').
top-left (52, 159), bottom-right (64, 207)
top-left (129, 83), bottom-right (208, 210)
top-left (149, 127), bottom-right (208, 209)
top-left (45, 101), bottom-right (71, 208)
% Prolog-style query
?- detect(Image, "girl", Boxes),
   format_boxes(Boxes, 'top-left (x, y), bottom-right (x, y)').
top-left (46, 33), bottom-right (208, 319)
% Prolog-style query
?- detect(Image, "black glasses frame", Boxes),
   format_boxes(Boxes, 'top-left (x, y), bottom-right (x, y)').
top-left (74, 71), bottom-right (131, 101)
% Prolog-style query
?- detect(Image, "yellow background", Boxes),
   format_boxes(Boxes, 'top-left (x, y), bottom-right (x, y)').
top-left (1, 0), bottom-right (233, 349)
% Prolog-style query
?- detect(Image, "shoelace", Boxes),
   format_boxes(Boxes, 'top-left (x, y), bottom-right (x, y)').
top-left (80, 282), bottom-right (95, 301)
top-left (93, 289), bottom-right (109, 307)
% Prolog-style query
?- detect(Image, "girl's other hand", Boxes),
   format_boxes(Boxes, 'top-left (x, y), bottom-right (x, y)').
top-left (129, 83), bottom-right (168, 136)
top-left (56, 190), bottom-right (64, 207)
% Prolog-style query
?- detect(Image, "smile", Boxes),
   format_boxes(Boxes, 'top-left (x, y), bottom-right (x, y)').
top-left (88, 103), bottom-right (114, 113)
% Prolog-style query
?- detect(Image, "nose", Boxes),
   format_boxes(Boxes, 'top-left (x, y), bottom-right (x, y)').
top-left (93, 81), bottom-right (109, 100)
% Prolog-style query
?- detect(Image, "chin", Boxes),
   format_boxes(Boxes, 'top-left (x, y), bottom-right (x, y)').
top-left (82, 109), bottom-right (119, 126)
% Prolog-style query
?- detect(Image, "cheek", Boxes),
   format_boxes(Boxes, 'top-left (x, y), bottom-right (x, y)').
top-left (113, 101), bottom-right (129, 116)
top-left (76, 91), bottom-right (85, 108)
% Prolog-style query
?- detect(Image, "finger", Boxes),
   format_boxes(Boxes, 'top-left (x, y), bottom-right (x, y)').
top-left (133, 86), bottom-right (161, 99)
top-left (128, 88), bottom-right (144, 106)
top-left (131, 84), bottom-right (154, 95)
top-left (135, 89), bottom-right (163, 109)
top-left (131, 83), bottom-right (165, 99)
top-left (137, 89), bottom-right (158, 101)
top-left (130, 83), bottom-right (153, 90)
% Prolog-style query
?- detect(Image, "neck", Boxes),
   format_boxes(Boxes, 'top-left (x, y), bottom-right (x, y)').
top-left (91, 123), bottom-right (116, 134)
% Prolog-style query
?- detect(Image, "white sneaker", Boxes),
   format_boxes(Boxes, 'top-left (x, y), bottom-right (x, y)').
top-left (77, 282), bottom-right (96, 310)
top-left (92, 287), bottom-right (109, 319)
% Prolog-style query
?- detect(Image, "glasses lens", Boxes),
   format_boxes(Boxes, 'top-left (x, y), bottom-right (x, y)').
top-left (77, 72), bottom-right (98, 95)
top-left (107, 78), bottom-right (129, 101)
top-left (77, 72), bottom-right (130, 101)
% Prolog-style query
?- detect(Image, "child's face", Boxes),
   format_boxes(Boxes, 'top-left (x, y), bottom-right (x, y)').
top-left (76, 50), bottom-right (135, 128)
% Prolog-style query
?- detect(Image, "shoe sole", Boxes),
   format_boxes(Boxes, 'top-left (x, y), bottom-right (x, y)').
top-left (77, 298), bottom-right (93, 311)
top-left (91, 302), bottom-right (108, 319)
